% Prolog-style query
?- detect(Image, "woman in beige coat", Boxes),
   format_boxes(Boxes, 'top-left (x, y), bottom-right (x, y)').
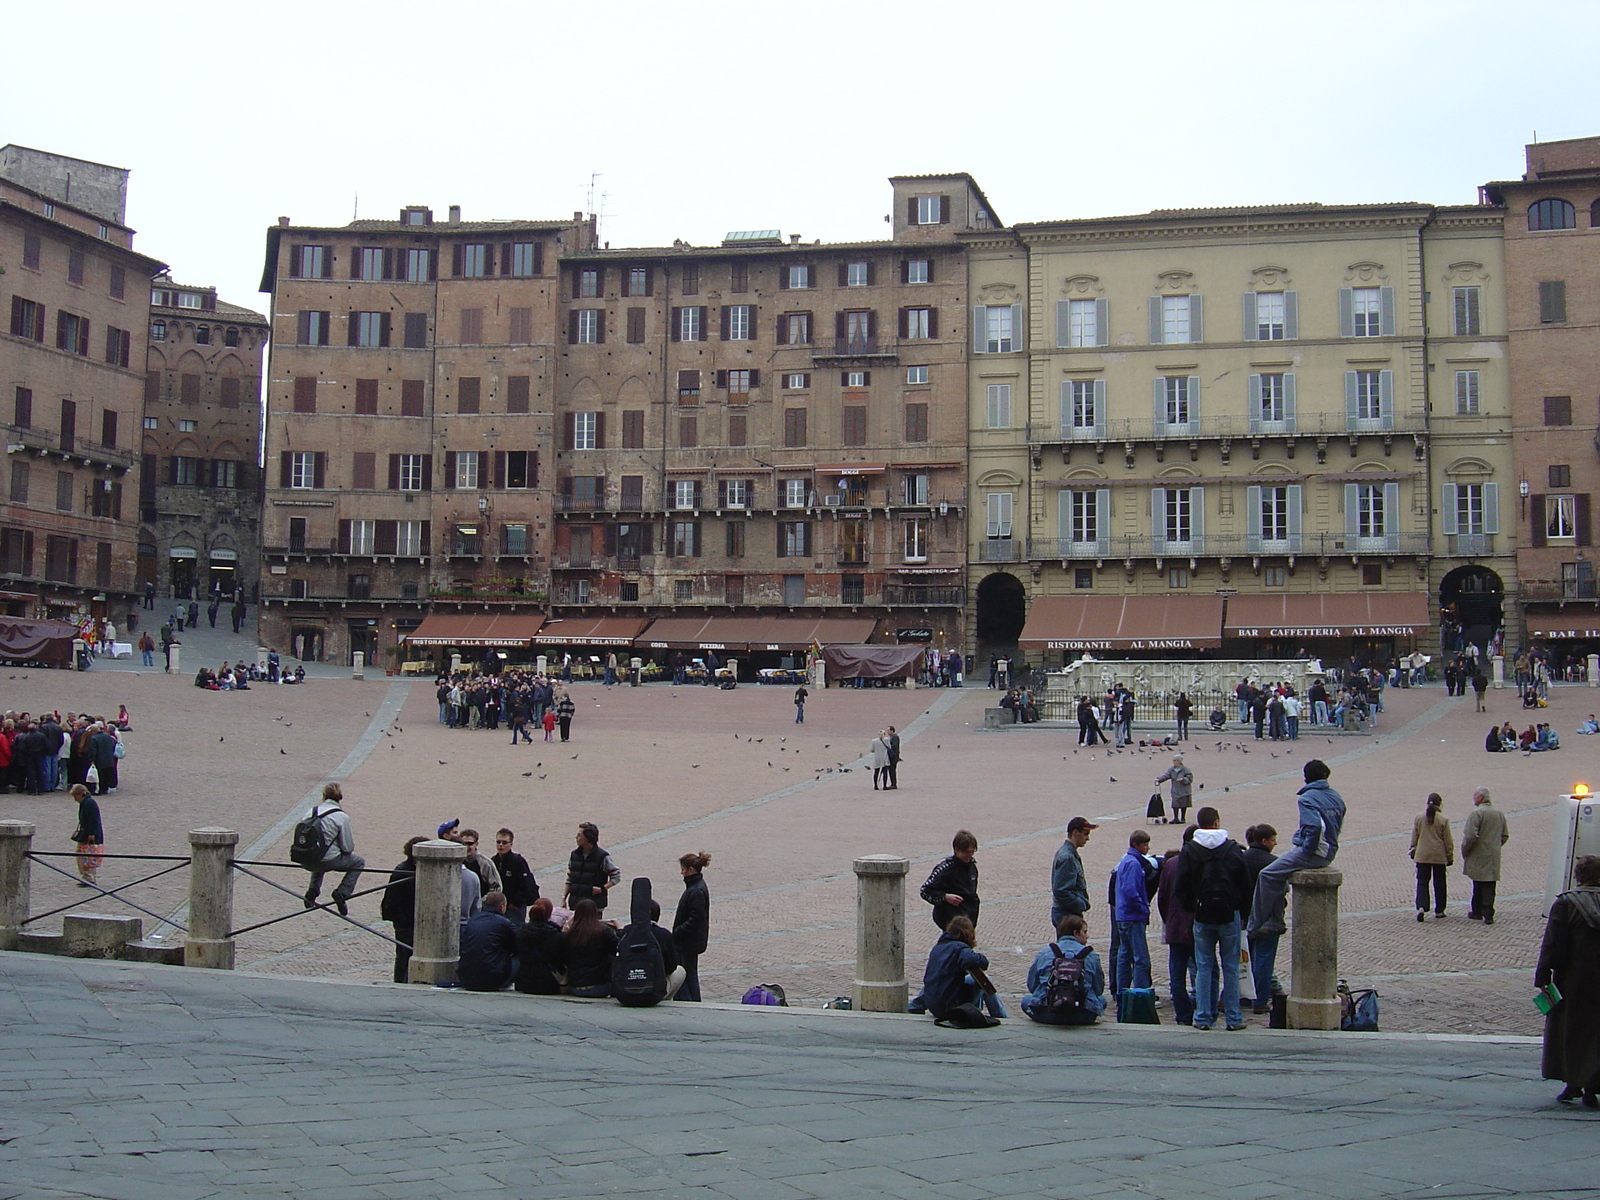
top-left (1461, 786), bottom-right (1510, 925)
top-left (1409, 792), bottom-right (1454, 920)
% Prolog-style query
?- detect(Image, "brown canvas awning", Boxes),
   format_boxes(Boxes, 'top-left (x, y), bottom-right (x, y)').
top-left (640, 614), bottom-right (878, 652)
top-left (1224, 593), bottom-right (1431, 638)
top-left (1019, 595), bottom-right (1224, 651)
top-left (403, 613), bottom-right (546, 647)
top-left (0, 619), bottom-right (78, 664)
top-left (533, 615), bottom-right (652, 646)
top-left (1526, 611), bottom-right (1600, 640)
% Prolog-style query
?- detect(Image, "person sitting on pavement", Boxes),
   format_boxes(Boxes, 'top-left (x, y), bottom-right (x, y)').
top-left (1578, 715), bottom-right (1600, 735)
top-left (919, 915), bottom-right (998, 1022)
top-left (1500, 722), bottom-right (1519, 752)
top-left (1485, 723), bottom-right (1506, 753)
top-left (1020, 914), bottom-right (1106, 1026)
top-left (458, 891), bottom-right (519, 992)
top-left (514, 898), bottom-right (566, 995)
top-left (1207, 707), bottom-right (1228, 732)
top-left (561, 898), bottom-right (619, 998)
top-left (647, 900), bottom-right (688, 999)
top-left (1535, 723), bottom-right (1561, 751)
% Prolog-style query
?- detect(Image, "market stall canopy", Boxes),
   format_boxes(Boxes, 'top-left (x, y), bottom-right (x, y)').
top-left (639, 614), bottom-right (878, 652)
top-left (1019, 595), bottom-right (1225, 652)
top-left (402, 613), bottom-right (546, 647)
top-left (1223, 593), bottom-right (1430, 639)
top-left (0, 618), bottom-right (79, 664)
top-left (1526, 611), bottom-right (1600, 641)
top-left (821, 643), bottom-right (925, 680)
top-left (532, 615), bottom-right (651, 647)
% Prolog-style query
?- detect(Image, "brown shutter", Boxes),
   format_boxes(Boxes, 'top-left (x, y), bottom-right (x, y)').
top-left (563, 412), bottom-right (576, 449)
top-left (500, 242), bottom-right (513, 275)
top-left (380, 312), bottom-right (391, 346)
top-left (444, 451), bottom-right (457, 488)
top-left (594, 412), bottom-right (606, 448)
top-left (313, 453), bottom-right (325, 489)
top-left (451, 244), bottom-right (463, 276)
top-left (78, 319), bottom-right (90, 357)
top-left (568, 310), bottom-right (579, 344)
top-left (533, 242), bottom-right (544, 274)
top-left (670, 308), bottom-right (681, 343)
top-left (838, 262), bottom-right (850, 287)
top-left (747, 307), bottom-right (757, 339)
top-left (927, 308), bottom-right (939, 338)
top-left (279, 452), bottom-right (292, 488)
top-left (375, 520), bottom-right (397, 555)
top-left (352, 452), bottom-right (375, 489)
top-left (899, 259), bottom-right (908, 284)
top-left (420, 454), bottom-right (432, 491)
top-left (322, 248), bottom-right (334, 278)
top-left (749, 370), bottom-right (760, 388)
top-left (494, 451), bottom-right (506, 489)
top-left (897, 308), bottom-right (908, 339)
top-left (775, 316), bottom-right (788, 346)
top-left (529, 452), bottom-right (538, 487)
top-left (483, 244), bottom-right (495, 275)
top-left (388, 454), bottom-right (400, 490)
top-left (338, 520), bottom-right (351, 553)
top-left (716, 370), bottom-right (728, 388)
top-left (1579, 494), bottom-right (1593, 546)
top-left (924, 257), bottom-right (934, 283)
top-left (939, 195), bottom-right (950, 224)
top-left (835, 311), bottom-right (847, 341)
top-left (720, 306), bottom-right (730, 340)
top-left (1531, 495), bottom-right (1547, 547)
top-left (421, 520), bottom-right (431, 550)
top-left (603, 523), bottom-right (617, 555)
top-left (907, 197), bottom-right (918, 225)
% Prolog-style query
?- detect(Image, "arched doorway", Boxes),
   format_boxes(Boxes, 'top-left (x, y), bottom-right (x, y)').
top-left (1440, 565), bottom-right (1503, 652)
top-left (975, 572), bottom-right (1026, 665)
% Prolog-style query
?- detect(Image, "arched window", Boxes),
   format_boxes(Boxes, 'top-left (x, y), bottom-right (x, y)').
top-left (1528, 198), bottom-right (1576, 231)
top-left (1590, 198), bottom-right (1600, 228)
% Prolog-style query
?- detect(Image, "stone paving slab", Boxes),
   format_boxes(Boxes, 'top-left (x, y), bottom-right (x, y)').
top-left (2, 955), bottom-right (1599, 1200)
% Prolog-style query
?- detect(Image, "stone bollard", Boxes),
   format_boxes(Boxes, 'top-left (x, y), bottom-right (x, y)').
top-left (168, 645), bottom-right (182, 675)
top-left (1589, 654), bottom-right (1598, 687)
top-left (1492, 654), bottom-right (1505, 690)
top-left (852, 855), bottom-right (910, 1012)
top-left (352, 651), bottom-right (365, 681)
top-left (72, 638), bottom-right (86, 670)
top-left (408, 839), bottom-right (466, 985)
top-left (0, 821), bottom-right (34, 951)
top-left (257, 646), bottom-right (269, 673)
top-left (449, 653), bottom-right (462, 676)
top-left (1287, 867), bottom-right (1343, 1030)
top-left (185, 828), bottom-right (238, 969)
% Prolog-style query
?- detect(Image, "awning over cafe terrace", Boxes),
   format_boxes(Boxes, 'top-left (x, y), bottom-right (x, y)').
top-left (1223, 593), bottom-right (1431, 639)
top-left (1018, 595), bottom-right (1225, 652)
top-left (640, 615), bottom-right (878, 652)
top-left (402, 613), bottom-right (546, 648)
top-left (1526, 611), bottom-right (1600, 641)
top-left (532, 615), bottom-right (652, 647)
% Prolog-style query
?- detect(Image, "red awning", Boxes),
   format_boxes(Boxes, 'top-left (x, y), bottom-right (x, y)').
top-left (1527, 611), bottom-right (1600, 640)
top-left (1019, 595), bottom-right (1225, 651)
top-left (403, 613), bottom-right (546, 647)
top-left (533, 615), bottom-right (652, 646)
top-left (638, 616), bottom-right (725, 650)
top-left (1224, 593), bottom-right (1431, 638)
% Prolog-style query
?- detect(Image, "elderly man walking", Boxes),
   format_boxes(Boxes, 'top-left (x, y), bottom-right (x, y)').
top-left (1461, 787), bottom-right (1510, 925)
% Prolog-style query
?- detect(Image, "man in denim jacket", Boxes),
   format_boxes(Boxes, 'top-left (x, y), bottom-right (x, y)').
top-left (1245, 760), bottom-right (1345, 940)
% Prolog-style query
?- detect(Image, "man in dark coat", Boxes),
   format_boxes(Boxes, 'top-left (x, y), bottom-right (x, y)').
top-left (87, 724), bottom-right (119, 794)
top-left (919, 829), bottom-right (980, 930)
top-left (379, 837), bottom-right (423, 984)
top-left (458, 892), bottom-right (518, 991)
top-left (491, 828), bottom-right (539, 924)
top-left (1537, 854), bottom-right (1600, 1105)
top-left (514, 898), bottom-right (565, 994)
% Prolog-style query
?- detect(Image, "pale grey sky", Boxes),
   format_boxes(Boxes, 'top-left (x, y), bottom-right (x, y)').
top-left (6, 0), bottom-right (1596, 311)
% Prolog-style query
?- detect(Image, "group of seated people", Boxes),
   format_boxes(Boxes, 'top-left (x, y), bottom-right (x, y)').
top-left (1485, 721), bottom-right (1561, 752)
top-left (998, 687), bottom-right (1040, 723)
top-left (194, 663), bottom-right (252, 690)
top-left (917, 913), bottom-right (1107, 1027)
top-left (1522, 686), bottom-right (1551, 709)
top-left (457, 894), bottom-right (689, 999)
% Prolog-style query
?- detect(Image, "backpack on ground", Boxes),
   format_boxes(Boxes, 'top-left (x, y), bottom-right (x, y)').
top-left (1116, 986), bottom-right (1160, 1025)
top-left (289, 806), bottom-right (333, 868)
top-left (741, 983), bottom-right (787, 1006)
top-left (1337, 980), bottom-right (1380, 1031)
top-left (1041, 942), bottom-right (1094, 1018)
top-left (612, 877), bottom-right (667, 1007)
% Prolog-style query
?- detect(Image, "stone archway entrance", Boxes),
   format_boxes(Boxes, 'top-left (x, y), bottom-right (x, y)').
top-left (974, 572), bottom-right (1026, 666)
top-left (1439, 564), bottom-right (1504, 652)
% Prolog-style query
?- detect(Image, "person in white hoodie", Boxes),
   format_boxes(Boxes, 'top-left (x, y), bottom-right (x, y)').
top-left (1174, 806), bottom-right (1253, 1031)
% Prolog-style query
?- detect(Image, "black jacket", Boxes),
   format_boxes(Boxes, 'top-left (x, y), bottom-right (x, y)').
top-left (919, 855), bottom-right (980, 929)
top-left (514, 919), bottom-right (565, 994)
top-left (458, 910), bottom-right (519, 991)
top-left (1175, 835), bottom-right (1252, 925)
top-left (650, 924), bottom-right (679, 973)
top-left (492, 851), bottom-right (539, 907)
top-left (1242, 845), bottom-right (1276, 924)
top-left (379, 859), bottom-right (416, 927)
top-left (562, 925), bottom-right (619, 989)
top-left (673, 872), bottom-right (710, 955)
top-left (566, 845), bottom-right (617, 910)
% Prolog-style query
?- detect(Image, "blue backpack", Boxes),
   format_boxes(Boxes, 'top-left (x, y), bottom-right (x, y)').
top-left (1338, 981), bottom-right (1379, 1031)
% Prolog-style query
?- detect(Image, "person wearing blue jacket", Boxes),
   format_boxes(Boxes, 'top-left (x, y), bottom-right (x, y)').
top-left (1112, 831), bottom-right (1155, 991)
top-left (920, 916), bottom-right (991, 1020)
top-left (1246, 759), bottom-right (1346, 939)
top-left (1020, 914), bottom-right (1107, 1025)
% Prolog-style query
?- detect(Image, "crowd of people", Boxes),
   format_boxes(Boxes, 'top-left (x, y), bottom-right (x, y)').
top-left (434, 670), bottom-right (577, 741)
top-left (0, 707), bottom-right (127, 797)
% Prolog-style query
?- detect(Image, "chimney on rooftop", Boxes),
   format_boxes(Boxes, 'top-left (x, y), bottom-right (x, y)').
top-left (277, 216), bottom-right (290, 227)
top-left (448, 205), bottom-right (461, 224)
top-left (790, 234), bottom-right (801, 245)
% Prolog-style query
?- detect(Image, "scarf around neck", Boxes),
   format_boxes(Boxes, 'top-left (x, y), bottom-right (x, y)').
top-left (1564, 886), bottom-right (1600, 929)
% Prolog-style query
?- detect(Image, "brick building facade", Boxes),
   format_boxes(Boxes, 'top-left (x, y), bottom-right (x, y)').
top-left (0, 146), bottom-right (163, 631)
top-left (141, 274), bottom-right (268, 603)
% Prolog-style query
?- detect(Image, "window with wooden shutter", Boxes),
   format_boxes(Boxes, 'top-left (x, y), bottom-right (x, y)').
top-left (293, 377), bottom-right (317, 413)
top-left (728, 412), bottom-right (747, 446)
top-left (680, 263), bottom-right (698, 295)
top-left (352, 452), bottom-right (376, 490)
top-left (679, 415), bottom-right (698, 447)
top-left (730, 261), bottom-right (748, 293)
top-left (459, 308), bottom-right (483, 344)
top-left (401, 379), bottom-right (425, 417)
top-left (508, 307), bottom-right (533, 344)
top-left (1540, 281), bottom-right (1567, 324)
top-left (622, 410), bottom-right (645, 448)
top-left (354, 379), bottom-right (378, 414)
top-left (458, 377), bottom-right (481, 414)
top-left (626, 307), bottom-right (645, 343)
top-left (905, 403), bottom-right (928, 443)
top-left (506, 375), bottom-right (530, 414)
top-left (403, 312), bottom-right (428, 348)
top-left (620, 475), bottom-right (644, 509)
top-left (784, 407), bottom-right (807, 447)
top-left (842, 406), bottom-right (867, 446)
top-left (375, 520), bottom-right (398, 555)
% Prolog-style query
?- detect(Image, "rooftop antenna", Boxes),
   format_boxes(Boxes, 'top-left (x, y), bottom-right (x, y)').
top-left (586, 172), bottom-right (603, 240)
top-left (353, 191), bottom-right (359, 220)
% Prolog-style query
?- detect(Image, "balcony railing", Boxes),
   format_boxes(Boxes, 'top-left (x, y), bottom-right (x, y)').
top-left (1523, 579), bottom-right (1599, 602)
top-left (1025, 532), bottom-right (1431, 560)
top-left (815, 336), bottom-right (899, 359)
top-left (1446, 533), bottom-right (1496, 556)
top-left (836, 550), bottom-right (869, 566)
top-left (554, 495), bottom-right (607, 512)
top-left (883, 584), bottom-right (965, 607)
top-left (1028, 411), bottom-right (1422, 445)
top-left (976, 538), bottom-right (1021, 562)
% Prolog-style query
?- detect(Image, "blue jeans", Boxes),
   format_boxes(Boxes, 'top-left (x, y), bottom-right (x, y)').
top-left (1312, 700), bottom-right (1329, 724)
top-left (1114, 920), bottom-right (1151, 991)
top-left (1193, 917), bottom-right (1243, 1028)
top-left (142, 649), bottom-right (154, 666)
top-left (1167, 942), bottom-right (1195, 1024)
top-left (1238, 701), bottom-right (1249, 723)
top-left (1248, 932), bottom-right (1281, 1008)
top-left (795, 705), bottom-right (804, 723)
top-left (1287, 716), bottom-right (1299, 740)
top-left (1248, 844), bottom-right (1333, 936)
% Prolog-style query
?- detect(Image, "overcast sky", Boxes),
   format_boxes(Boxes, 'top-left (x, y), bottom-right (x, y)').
top-left (7, 0), bottom-right (1597, 311)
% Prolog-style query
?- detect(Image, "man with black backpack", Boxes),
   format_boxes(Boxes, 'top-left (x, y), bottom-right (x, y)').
top-left (1175, 806), bottom-right (1252, 1031)
top-left (294, 783), bottom-right (365, 916)
top-left (1020, 914), bottom-right (1106, 1025)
